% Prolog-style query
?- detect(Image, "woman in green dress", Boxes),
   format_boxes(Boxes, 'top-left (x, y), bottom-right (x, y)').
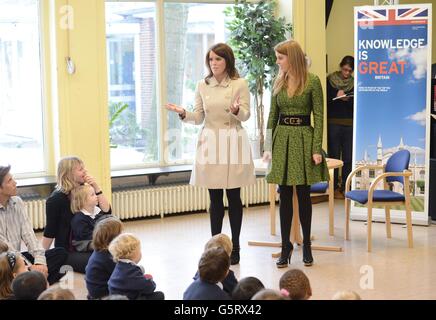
top-left (263, 40), bottom-right (329, 268)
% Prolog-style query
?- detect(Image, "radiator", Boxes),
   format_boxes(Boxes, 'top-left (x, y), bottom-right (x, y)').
top-left (24, 199), bottom-right (46, 231)
top-left (25, 177), bottom-right (270, 229)
top-left (112, 177), bottom-right (270, 219)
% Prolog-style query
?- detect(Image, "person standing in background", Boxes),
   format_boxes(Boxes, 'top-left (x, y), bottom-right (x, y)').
top-left (326, 56), bottom-right (355, 199)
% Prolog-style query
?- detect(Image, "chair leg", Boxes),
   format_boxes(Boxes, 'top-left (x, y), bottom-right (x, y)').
top-left (367, 205), bottom-right (372, 252)
top-left (345, 198), bottom-right (350, 240)
top-left (329, 190), bottom-right (334, 237)
top-left (385, 205), bottom-right (392, 239)
top-left (405, 200), bottom-right (414, 248)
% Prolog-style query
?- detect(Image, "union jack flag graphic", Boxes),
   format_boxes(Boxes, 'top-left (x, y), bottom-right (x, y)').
top-left (357, 7), bottom-right (428, 26)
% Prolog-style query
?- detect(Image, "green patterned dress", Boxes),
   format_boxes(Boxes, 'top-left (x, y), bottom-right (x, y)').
top-left (265, 73), bottom-right (329, 186)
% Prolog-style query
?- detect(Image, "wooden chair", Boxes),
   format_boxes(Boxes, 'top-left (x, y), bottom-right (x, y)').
top-left (344, 150), bottom-right (413, 252)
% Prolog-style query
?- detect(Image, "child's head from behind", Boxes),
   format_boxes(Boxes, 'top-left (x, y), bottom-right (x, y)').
top-left (92, 216), bottom-right (124, 252)
top-left (109, 233), bottom-right (141, 263)
top-left (12, 270), bottom-right (48, 300)
top-left (0, 252), bottom-right (29, 299)
top-left (251, 289), bottom-right (289, 300)
top-left (198, 247), bottom-right (229, 284)
top-left (70, 184), bottom-right (97, 213)
top-left (332, 290), bottom-right (361, 300)
top-left (204, 234), bottom-right (232, 257)
top-left (232, 277), bottom-right (265, 300)
top-left (38, 286), bottom-right (76, 300)
top-left (279, 269), bottom-right (312, 300)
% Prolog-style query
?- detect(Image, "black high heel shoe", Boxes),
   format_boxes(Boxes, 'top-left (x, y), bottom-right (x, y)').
top-left (230, 246), bottom-right (240, 265)
top-left (302, 244), bottom-right (314, 267)
top-left (276, 243), bottom-right (293, 268)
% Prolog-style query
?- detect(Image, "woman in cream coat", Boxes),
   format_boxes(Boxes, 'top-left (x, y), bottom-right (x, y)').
top-left (166, 43), bottom-right (255, 265)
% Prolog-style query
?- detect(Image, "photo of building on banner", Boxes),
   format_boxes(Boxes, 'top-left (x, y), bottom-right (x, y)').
top-left (353, 4), bottom-right (432, 225)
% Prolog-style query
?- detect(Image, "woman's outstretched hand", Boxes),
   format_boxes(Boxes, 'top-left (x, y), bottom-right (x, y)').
top-left (165, 103), bottom-right (185, 115)
top-left (312, 154), bottom-right (322, 165)
top-left (263, 151), bottom-right (272, 163)
top-left (230, 96), bottom-right (240, 115)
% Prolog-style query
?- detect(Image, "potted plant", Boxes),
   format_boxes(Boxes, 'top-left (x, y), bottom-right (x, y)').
top-left (225, 0), bottom-right (292, 156)
top-left (109, 102), bottom-right (129, 148)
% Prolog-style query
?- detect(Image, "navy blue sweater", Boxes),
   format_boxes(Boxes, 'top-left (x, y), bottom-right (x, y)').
top-left (108, 261), bottom-right (157, 300)
top-left (193, 269), bottom-right (238, 295)
top-left (183, 279), bottom-right (230, 300)
top-left (70, 210), bottom-right (111, 251)
top-left (85, 250), bottom-right (116, 299)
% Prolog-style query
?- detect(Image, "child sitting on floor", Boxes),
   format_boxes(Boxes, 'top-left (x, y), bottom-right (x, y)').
top-left (108, 233), bottom-right (164, 300)
top-left (184, 247), bottom-right (231, 300)
top-left (70, 184), bottom-right (112, 252)
top-left (0, 251), bottom-right (29, 300)
top-left (85, 216), bottom-right (123, 299)
top-left (279, 269), bottom-right (312, 300)
top-left (193, 234), bottom-right (238, 295)
top-left (232, 276), bottom-right (265, 300)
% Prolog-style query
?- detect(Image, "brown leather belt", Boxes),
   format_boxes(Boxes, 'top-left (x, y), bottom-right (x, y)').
top-left (279, 114), bottom-right (310, 126)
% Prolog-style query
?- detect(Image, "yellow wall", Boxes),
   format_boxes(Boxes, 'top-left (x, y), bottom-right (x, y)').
top-left (51, 0), bottom-right (111, 195)
top-left (327, 0), bottom-right (435, 74)
top-left (293, 0), bottom-right (328, 150)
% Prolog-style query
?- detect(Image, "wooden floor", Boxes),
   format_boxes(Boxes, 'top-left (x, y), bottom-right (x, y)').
top-left (42, 199), bottom-right (436, 300)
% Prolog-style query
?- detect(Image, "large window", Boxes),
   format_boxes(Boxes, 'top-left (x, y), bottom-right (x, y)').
top-left (106, 2), bottom-right (159, 168)
top-left (106, 1), bottom-right (242, 168)
top-left (0, 0), bottom-right (46, 175)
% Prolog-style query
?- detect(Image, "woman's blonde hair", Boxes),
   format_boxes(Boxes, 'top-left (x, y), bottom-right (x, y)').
top-left (0, 252), bottom-right (21, 299)
top-left (56, 156), bottom-right (84, 194)
top-left (92, 216), bottom-right (124, 251)
top-left (70, 184), bottom-right (93, 213)
top-left (204, 234), bottom-right (233, 257)
top-left (108, 233), bottom-right (140, 262)
top-left (273, 40), bottom-right (308, 97)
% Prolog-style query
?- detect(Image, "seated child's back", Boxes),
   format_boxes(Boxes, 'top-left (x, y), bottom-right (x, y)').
top-left (85, 216), bottom-right (123, 299)
top-left (184, 247), bottom-right (231, 300)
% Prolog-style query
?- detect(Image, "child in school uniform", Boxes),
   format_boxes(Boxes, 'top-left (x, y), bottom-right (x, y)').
top-left (279, 269), bottom-right (312, 300)
top-left (193, 234), bottom-right (238, 295)
top-left (184, 247), bottom-right (231, 300)
top-left (85, 216), bottom-right (123, 299)
top-left (0, 251), bottom-right (29, 300)
top-left (108, 233), bottom-right (164, 300)
top-left (70, 184), bottom-right (112, 252)
top-left (232, 277), bottom-right (265, 300)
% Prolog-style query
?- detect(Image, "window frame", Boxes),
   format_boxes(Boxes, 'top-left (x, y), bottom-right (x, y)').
top-left (105, 0), bottom-right (260, 171)
top-left (0, 0), bottom-right (53, 179)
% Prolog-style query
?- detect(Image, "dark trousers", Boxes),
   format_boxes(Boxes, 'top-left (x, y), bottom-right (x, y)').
top-left (64, 251), bottom-right (93, 274)
top-left (22, 247), bottom-right (68, 285)
top-left (278, 185), bottom-right (312, 247)
top-left (328, 124), bottom-right (353, 190)
top-left (208, 188), bottom-right (243, 248)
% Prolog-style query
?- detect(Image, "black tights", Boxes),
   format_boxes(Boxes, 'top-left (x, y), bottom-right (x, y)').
top-left (279, 185), bottom-right (312, 247)
top-left (208, 188), bottom-right (243, 248)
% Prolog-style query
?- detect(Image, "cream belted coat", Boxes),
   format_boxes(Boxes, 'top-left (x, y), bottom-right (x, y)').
top-left (182, 76), bottom-right (256, 189)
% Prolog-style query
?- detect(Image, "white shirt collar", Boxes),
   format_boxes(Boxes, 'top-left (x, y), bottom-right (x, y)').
top-left (80, 206), bottom-right (101, 219)
top-left (119, 258), bottom-right (137, 265)
top-left (119, 259), bottom-right (145, 272)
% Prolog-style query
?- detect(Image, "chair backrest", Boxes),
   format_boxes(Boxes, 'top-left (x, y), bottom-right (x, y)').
top-left (385, 150), bottom-right (410, 184)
